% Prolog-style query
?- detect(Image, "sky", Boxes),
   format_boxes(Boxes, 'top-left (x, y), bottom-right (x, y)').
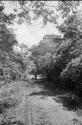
top-left (3, 1), bottom-right (62, 48)
top-left (14, 21), bottom-right (61, 48)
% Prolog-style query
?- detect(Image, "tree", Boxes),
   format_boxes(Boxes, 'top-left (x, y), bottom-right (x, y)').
top-left (30, 1), bottom-right (82, 91)
top-left (0, 3), bottom-right (25, 82)
top-left (0, 1), bottom-right (57, 26)
top-left (1, 1), bottom-right (82, 91)
top-left (30, 34), bottom-right (62, 80)
top-left (52, 1), bottom-right (82, 92)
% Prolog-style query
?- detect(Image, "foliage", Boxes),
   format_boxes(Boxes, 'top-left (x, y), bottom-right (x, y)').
top-left (1, 0), bottom-right (82, 96)
top-left (30, 1), bottom-right (82, 95)
top-left (0, 3), bottom-right (26, 82)
top-left (30, 34), bottom-right (61, 77)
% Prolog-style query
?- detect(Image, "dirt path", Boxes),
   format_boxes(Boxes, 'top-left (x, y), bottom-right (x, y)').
top-left (4, 80), bottom-right (82, 125)
top-left (19, 79), bottom-right (82, 125)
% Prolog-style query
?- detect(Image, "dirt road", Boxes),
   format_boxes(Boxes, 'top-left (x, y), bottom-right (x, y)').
top-left (3, 79), bottom-right (82, 125)
top-left (17, 79), bottom-right (82, 125)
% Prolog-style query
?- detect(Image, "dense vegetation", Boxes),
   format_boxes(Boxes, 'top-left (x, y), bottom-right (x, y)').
top-left (0, 1), bottom-right (81, 96)
top-left (29, 1), bottom-right (82, 98)
top-left (0, 1), bottom-right (82, 96)
top-left (0, 1), bottom-right (82, 124)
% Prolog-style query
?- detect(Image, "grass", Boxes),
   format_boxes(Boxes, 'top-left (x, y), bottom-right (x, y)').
top-left (0, 80), bottom-right (27, 125)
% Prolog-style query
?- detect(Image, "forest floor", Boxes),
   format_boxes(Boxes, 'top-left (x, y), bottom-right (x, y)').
top-left (0, 79), bottom-right (82, 125)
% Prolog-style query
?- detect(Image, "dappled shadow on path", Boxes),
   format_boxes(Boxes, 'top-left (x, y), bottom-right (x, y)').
top-left (54, 96), bottom-right (82, 111)
top-left (29, 78), bottom-right (82, 112)
top-left (29, 78), bottom-right (56, 97)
